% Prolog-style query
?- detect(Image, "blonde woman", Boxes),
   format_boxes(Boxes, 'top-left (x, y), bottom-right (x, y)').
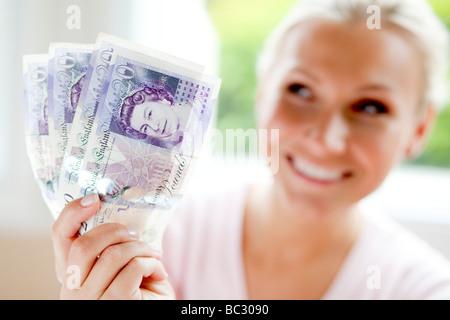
top-left (52, 0), bottom-right (450, 299)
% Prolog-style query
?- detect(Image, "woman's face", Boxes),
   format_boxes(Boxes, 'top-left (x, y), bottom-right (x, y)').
top-left (258, 19), bottom-right (434, 211)
top-left (129, 100), bottom-right (180, 139)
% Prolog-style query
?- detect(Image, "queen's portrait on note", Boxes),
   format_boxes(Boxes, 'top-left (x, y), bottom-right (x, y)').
top-left (67, 73), bottom-right (86, 122)
top-left (116, 81), bottom-right (194, 151)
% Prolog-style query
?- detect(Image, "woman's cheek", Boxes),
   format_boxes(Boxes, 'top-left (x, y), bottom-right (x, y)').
top-left (260, 98), bottom-right (298, 131)
top-left (262, 115), bottom-right (292, 158)
top-left (351, 132), bottom-right (402, 190)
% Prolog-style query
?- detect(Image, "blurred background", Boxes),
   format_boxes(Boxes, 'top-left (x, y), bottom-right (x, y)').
top-left (0, 0), bottom-right (449, 299)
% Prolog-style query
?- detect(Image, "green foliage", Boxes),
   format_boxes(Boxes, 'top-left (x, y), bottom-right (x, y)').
top-left (208, 0), bottom-right (450, 167)
top-left (207, 0), bottom-right (296, 132)
top-left (429, 0), bottom-right (450, 24)
top-left (412, 104), bottom-right (450, 167)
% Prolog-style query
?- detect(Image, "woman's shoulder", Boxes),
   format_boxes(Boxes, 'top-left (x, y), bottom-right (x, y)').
top-left (326, 206), bottom-right (450, 299)
top-left (362, 209), bottom-right (450, 270)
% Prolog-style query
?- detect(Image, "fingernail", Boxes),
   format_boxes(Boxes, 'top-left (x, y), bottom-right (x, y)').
top-left (127, 228), bottom-right (140, 240)
top-left (80, 194), bottom-right (98, 207)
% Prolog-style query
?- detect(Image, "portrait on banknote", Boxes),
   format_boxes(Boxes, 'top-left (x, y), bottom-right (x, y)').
top-left (39, 97), bottom-right (49, 135)
top-left (66, 73), bottom-right (86, 123)
top-left (109, 76), bottom-right (192, 151)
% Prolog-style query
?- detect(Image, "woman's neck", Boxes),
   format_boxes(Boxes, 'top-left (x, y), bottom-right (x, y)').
top-left (244, 181), bottom-right (362, 262)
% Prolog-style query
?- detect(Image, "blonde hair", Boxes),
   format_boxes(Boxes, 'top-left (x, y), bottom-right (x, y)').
top-left (257, 0), bottom-right (450, 111)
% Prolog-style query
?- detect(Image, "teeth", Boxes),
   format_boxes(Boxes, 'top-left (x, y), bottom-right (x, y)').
top-left (292, 157), bottom-right (342, 181)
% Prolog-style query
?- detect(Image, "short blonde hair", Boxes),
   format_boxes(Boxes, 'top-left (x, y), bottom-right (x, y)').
top-left (257, 0), bottom-right (450, 111)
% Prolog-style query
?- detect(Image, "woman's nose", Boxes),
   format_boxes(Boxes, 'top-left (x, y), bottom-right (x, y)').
top-left (147, 118), bottom-right (160, 132)
top-left (304, 112), bottom-right (349, 155)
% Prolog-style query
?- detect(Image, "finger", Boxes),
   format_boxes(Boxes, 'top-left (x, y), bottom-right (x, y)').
top-left (63, 240), bottom-right (161, 299)
top-left (52, 194), bottom-right (100, 241)
top-left (65, 223), bottom-right (143, 289)
top-left (100, 257), bottom-right (168, 300)
top-left (51, 194), bottom-right (100, 283)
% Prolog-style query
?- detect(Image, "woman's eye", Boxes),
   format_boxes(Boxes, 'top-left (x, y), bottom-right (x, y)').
top-left (351, 100), bottom-right (389, 115)
top-left (147, 110), bottom-right (152, 119)
top-left (287, 84), bottom-right (313, 99)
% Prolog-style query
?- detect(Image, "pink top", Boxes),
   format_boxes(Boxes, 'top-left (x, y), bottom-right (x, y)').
top-left (162, 183), bottom-right (450, 299)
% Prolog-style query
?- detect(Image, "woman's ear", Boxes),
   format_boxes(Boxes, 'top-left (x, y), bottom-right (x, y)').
top-left (404, 104), bottom-right (437, 160)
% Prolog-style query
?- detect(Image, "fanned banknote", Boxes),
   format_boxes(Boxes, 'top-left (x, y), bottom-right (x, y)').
top-left (23, 54), bottom-right (61, 217)
top-left (67, 42), bottom-right (220, 247)
top-left (24, 33), bottom-right (221, 249)
top-left (56, 36), bottom-right (116, 208)
top-left (47, 43), bottom-right (92, 192)
top-left (58, 33), bottom-right (205, 209)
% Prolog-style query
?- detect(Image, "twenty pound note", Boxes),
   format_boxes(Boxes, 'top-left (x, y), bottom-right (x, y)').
top-left (23, 54), bottom-right (60, 217)
top-left (57, 36), bottom-right (116, 209)
top-left (58, 34), bottom-right (205, 209)
top-left (57, 35), bottom-right (221, 248)
top-left (47, 43), bottom-right (92, 193)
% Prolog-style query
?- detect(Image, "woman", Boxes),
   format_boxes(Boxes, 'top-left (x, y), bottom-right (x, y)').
top-left (51, 0), bottom-right (450, 299)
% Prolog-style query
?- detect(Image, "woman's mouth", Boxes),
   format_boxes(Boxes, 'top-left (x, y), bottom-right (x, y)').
top-left (287, 155), bottom-right (352, 184)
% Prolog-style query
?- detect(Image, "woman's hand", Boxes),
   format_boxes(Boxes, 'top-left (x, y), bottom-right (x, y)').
top-left (51, 194), bottom-right (175, 300)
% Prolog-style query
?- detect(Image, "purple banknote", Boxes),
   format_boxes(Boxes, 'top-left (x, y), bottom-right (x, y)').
top-left (24, 34), bottom-right (220, 248)
top-left (23, 54), bottom-right (61, 217)
top-left (47, 43), bottom-right (92, 192)
top-left (44, 34), bottom-right (221, 248)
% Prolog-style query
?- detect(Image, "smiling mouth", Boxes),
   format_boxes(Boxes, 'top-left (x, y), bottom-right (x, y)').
top-left (287, 155), bottom-right (352, 184)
